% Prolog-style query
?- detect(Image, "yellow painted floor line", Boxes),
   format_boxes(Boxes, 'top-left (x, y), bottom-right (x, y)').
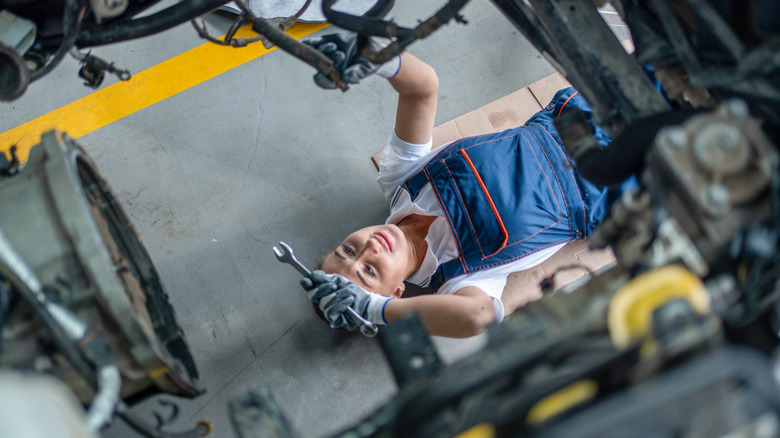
top-left (0, 22), bottom-right (329, 162)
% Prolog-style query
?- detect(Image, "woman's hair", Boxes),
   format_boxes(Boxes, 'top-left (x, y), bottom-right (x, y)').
top-left (313, 245), bottom-right (334, 272)
top-left (311, 252), bottom-right (354, 330)
top-left (314, 256), bottom-right (325, 271)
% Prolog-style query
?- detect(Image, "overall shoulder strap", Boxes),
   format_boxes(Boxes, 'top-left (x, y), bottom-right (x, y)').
top-left (402, 139), bottom-right (465, 199)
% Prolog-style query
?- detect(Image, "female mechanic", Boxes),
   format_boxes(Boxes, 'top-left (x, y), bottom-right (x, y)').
top-left (301, 33), bottom-right (621, 338)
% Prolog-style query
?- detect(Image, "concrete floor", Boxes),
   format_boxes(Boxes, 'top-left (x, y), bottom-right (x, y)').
top-left (1, 1), bottom-right (612, 437)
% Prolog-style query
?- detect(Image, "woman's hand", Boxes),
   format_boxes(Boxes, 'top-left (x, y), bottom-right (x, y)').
top-left (303, 32), bottom-right (401, 89)
top-left (301, 271), bottom-right (393, 330)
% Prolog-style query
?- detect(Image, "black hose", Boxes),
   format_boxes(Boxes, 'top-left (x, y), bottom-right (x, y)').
top-left (321, 0), bottom-right (412, 39)
top-left (30, 0), bottom-right (83, 81)
top-left (0, 280), bottom-right (11, 357)
top-left (0, 281), bottom-right (10, 320)
top-left (363, 0), bottom-right (395, 18)
top-left (118, 404), bottom-right (211, 438)
top-left (320, 0), bottom-right (470, 63)
top-left (772, 152), bottom-right (780, 229)
top-left (75, 0), bottom-right (230, 48)
top-left (573, 108), bottom-right (701, 187)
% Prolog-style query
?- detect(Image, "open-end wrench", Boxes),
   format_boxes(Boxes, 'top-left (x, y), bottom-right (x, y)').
top-left (272, 241), bottom-right (379, 337)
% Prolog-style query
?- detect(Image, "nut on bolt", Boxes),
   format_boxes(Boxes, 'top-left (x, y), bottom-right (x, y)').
top-left (721, 99), bottom-right (749, 121)
top-left (705, 184), bottom-right (730, 208)
top-left (658, 126), bottom-right (688, 150)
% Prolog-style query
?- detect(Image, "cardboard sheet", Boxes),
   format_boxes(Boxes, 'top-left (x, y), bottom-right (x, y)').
top-left (371, 72), bottom-right (616, 316)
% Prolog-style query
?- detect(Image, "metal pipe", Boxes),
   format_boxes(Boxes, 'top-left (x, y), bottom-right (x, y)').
top-left (321, 0), bottom-right (471, 64)
top-left (75, 0), bottom-right (230, 47)
top-left (0, 224), bottom-right (43, 295)
top-left (1, 226), bottom-right (202, 435)
top-left (238, 0), bottom-right (349, 91)
top-left (363, 0), bottom-right (471, 64)
top-left (30, 0), bottom-right (83, 81)
top-left (0, 227), bottom-right (88, 340)
top-left (648, 0), bottom-right (701, 72)
top-left (686, 0), bottom-right (745, 61)
top-left (321, 0), bottom-right (409, 38)
top-left (0, 226), bottom-right (97, 386)
top-left (86, 364), bottom-right (122, 432)
top-left (117, 401), bottom-right (212, 438)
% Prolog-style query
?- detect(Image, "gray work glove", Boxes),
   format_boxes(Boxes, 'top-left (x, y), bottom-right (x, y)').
top-left (303, 32), bottom-right (401, 89)
top-left (301, 270), bottom-right (393, 331)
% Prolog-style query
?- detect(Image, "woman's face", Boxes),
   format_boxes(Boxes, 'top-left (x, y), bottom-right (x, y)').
top-left (320, 224), bottom-right (413, 298)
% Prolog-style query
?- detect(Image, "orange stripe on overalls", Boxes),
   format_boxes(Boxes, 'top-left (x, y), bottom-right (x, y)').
top-left (557, 91), bottom-right (579, 118)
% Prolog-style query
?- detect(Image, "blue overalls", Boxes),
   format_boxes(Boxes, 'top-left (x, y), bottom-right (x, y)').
top-left (402, 88), bottom-right (615, 290)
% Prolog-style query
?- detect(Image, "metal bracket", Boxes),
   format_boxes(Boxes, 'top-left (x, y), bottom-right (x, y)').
top-left (378, 313), bottom-right (442, 388)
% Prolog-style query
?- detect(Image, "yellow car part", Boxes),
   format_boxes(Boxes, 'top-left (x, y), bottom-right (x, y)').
top-left (608, 264), bottom-right (710, 350)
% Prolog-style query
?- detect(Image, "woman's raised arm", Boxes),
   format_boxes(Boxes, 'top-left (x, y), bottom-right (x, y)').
top-left (389, 53), bottom-right (439, 145)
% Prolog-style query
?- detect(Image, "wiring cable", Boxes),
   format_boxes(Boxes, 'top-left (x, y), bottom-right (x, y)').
top-left (30, 0), bottom-right (86, 81)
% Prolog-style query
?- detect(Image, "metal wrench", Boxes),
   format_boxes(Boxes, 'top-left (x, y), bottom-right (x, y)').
top-left (272, 241), bottom-right (378, 337)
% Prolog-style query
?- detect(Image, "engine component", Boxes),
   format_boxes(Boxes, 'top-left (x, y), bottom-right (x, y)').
top-left (590, 99), bottom-right (778, 277)
top-left (0, 145), bottom-right (19, 177)
top-left (0, 131), bottom-right (203, 407)
top-left (1, 0), bottom-right (231, 99)
top-left (492, 0), bottom-right (671, 136)
top-left (538, 346), bottom-right (780, 438)
top-left (642, 0), bottom-right (780, 123)
top-left (320, 0), bottom-right (471, 64)
top-left (607, 264), bottom-right (711, 350)
top-left (654, 101), bottom-right (775, 214)
top-left (4, 0), bottom-right (475, 98)
top-left (649, 100), bottom-right (776, 269)
top-left (192, 0), bottom-right (311, 50)
top-left (27, 0), bottom-right (87, 86)
top-left (229, 384), bottom-right (296, 438)
top-left (230, 0), bottom-right (465, 92)
top-left (70, 47), bottom-right (131, 88)
top-left (0, 9), bottom-right (35, 54)
top-left (377, 314), bottom-right (443, 387)
top-left (0, 371), bottom-right (98, 438)
top-left (90, 0), bottom-right (129, 23)
top-left (0, 9), bottom-right (35, 100)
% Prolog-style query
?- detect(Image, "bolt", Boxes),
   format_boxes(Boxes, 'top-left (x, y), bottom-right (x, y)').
top-left (694, 123), bottom-right (739, 151)
top-left (694, 123), bottom-right (743, 169)
top-left (706, 184), bottom-right (730, 207)
top-left (659, 126), bottom-right (688, 150)
top-left (722, 99), bottom-right (749, 121)
top-left (409, 355), bottom-right (426, 369)
top-left (715, 125), bottom-right (741, 151)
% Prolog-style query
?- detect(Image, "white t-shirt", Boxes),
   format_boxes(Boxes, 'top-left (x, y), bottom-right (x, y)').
top-left (376, 131), bottom-right (565, 322)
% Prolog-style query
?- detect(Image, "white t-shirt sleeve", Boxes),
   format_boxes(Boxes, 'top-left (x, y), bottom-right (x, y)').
top-left (437, 274), bottom-right (508, 323)
top-left (376, 130), bottom-right (436, 201)
top-left (432, 243), bottom-right (567, 324)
